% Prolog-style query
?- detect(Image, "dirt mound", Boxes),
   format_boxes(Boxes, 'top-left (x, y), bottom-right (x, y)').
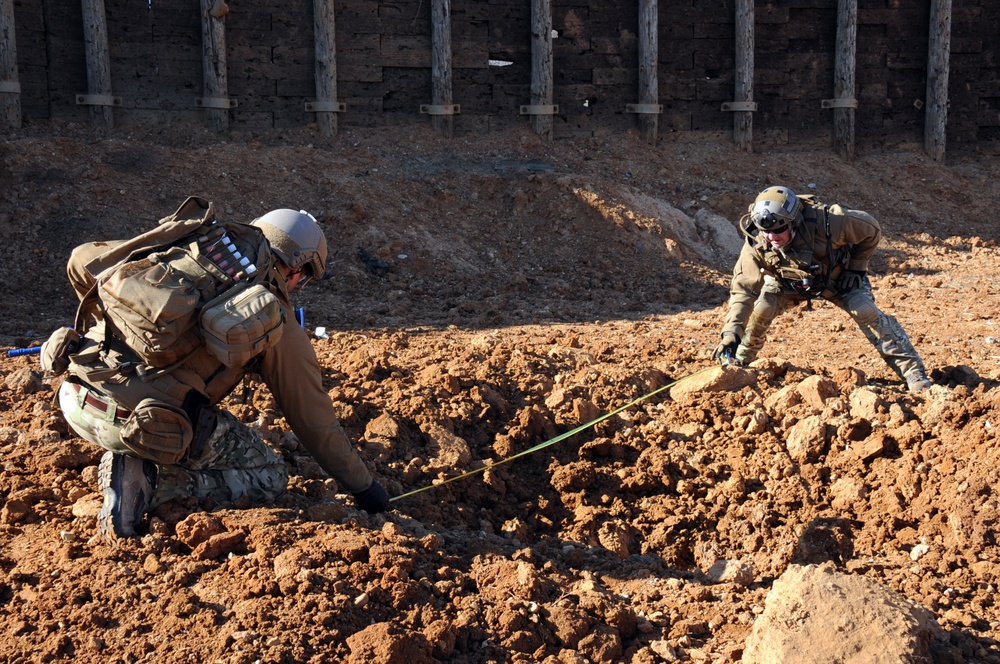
top-left (2, 123), bottom-right (1000, 662)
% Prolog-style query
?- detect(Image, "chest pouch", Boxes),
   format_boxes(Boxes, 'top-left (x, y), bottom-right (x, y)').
top-left (778, 263), bottom-right (826, 298)
top-left (200, 283), bottom-right (285, 368)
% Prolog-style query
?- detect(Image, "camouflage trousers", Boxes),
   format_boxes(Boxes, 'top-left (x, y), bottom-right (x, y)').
top-left (58, 380), bottom-right (288, 509)
top-left (736, 274), bottom-right (927, 380)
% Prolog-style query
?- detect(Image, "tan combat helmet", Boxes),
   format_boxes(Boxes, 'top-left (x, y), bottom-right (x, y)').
top-left (252, 209), bottom-right (328, 287)
top-left (749, 186), bottom-right (803, 232)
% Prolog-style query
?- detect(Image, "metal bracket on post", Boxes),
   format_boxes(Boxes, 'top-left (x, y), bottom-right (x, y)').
top-left (821, 97), bottom-right (858, 109)
top-left (420, 104), bottom-right (460, 115)
top-left (520, 104), bottom-right (559, 115)
top-left (626, 103), bottom-right (663, 114)
top-left (76, 94), bottom-right (122, 107)
top-left (305, 101), bottom-right (347, 113)
top-left (721, 101), bottom-right (757, 112)
top-left (196, 97), bottom-right (237, 109)
top-left (0, 81), bottom-right (21, 94)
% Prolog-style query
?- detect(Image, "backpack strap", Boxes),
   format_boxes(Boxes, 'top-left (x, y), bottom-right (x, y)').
top-left (803, 201), bottom-right (848, 298)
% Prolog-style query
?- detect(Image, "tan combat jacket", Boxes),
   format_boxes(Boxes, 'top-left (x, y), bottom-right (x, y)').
top-left (64, 239), bottom-right (374, 495)
top-left (722, 200), bottom-right (881, 338)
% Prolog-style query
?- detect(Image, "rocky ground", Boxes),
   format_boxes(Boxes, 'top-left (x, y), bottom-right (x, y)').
top-left (1, 121), bottom-right (1000, 663)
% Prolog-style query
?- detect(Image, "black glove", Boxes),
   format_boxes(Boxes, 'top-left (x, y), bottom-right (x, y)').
top-left (712, 332), bottom-right (740, 364)
top-left (352, 481), bottom-right (390, 514)
top-left (837, 270), bottom-right (866, 293)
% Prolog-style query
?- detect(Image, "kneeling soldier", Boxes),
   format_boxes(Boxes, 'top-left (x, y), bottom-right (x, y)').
top-left (43, 198), bottom-right (390, 540)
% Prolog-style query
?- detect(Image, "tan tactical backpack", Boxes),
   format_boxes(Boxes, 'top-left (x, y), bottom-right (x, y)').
top-left (75, 196), bottom-right (285, 373)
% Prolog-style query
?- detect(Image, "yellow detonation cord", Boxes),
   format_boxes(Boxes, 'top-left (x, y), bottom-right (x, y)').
top-left (389, 365), bottom-right (716, 502)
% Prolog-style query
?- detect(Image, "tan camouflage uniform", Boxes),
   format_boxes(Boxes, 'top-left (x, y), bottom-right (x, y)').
top-left (722, 199), bottom-right (927, 380)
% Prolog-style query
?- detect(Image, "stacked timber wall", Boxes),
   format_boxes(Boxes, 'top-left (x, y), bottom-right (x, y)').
top-left (6, 0), bottom-right (1000, 153)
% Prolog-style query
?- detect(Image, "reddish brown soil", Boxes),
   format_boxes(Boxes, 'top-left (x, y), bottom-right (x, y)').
top-left (2, 122), bottom-right (1000, 663)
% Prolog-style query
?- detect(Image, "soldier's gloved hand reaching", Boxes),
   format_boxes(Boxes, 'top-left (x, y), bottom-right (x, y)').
top-left (836, 270), bottom-right (866, 293)
top-left (712, 332), bottom-right (740, 365)
top-left (352, 480), bottom-right (390, 514)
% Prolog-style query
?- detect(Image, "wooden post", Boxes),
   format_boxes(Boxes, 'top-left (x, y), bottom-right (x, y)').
top-left (80, 0), bottom-right (114, 130)
top-left (313, 0), bottom-right (339, 137)
top-left (200, 0), bottom-right (230, 132)
top-left (637, 0), bottom-right (658, 143)
top-left (530, 0), bottom-right (554, 139)
top-left (733, 0), bottom-right (754, 151)
top-left (0, 0), bottom-right (21, 129)
top-left (832, 0), bottom-right (857, 161)
top-left (430, 0), bottom-right (454, 137)
top-left (925, 0), bottom-right (951, 162)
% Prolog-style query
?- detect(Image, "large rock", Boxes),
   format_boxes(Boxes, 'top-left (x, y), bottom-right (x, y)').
top-left (743, 563), bottom-right (943, 664)
top-left (620, 191), bottom-right (743, 263)
top-left (669, 366), bottom-right (757, 404)
top-left (3, 367), bottom-right (43, 394)
top-left (796, 374), bottom-right (839, 410)
top-left (421, 422), bottom-right (472, 468)
top-left (784, 415), bottom-right (828, 463)
top-left (848, 387), bottom-right (888, 420)
top-left (346, 621), bottom-right (432, 664)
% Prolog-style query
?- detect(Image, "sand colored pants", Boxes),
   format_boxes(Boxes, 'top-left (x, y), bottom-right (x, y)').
top-left (736, 275), bottom-right (926, 380)
top-left (58, 380), bottom-right (288, 508)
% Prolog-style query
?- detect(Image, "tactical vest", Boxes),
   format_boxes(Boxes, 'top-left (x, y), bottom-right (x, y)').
top-left (747, 199), bottom-right (844, 298)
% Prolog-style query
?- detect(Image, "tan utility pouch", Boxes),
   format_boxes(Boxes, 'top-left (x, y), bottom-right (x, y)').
top-left (120, 398), bottom-right (193, 465)
top-left (40, 327), bottom-right (83, 375)
top-left (200, 284), bottom-right (284, 368)
top-left (99, 250), bottom-right (205, 367)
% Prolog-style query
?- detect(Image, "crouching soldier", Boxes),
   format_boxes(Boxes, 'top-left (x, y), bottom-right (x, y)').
top-left (713, 185), bottom-right (932, 393)
top-left (41, 197), bottom-right (390, 540)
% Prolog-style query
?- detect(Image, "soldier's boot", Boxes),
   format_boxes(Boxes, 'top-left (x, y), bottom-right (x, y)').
top-left (97, 451), bottom-right (157, 541)
top-left (905, 368), bottom-right (933, 393)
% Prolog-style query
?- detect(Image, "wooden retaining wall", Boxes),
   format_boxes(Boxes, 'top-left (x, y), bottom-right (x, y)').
top-left (4, 0), bottom-right (999, 155)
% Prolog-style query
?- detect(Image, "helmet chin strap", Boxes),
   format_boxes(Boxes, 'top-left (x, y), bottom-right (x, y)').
top-left (274, 262), bottom-right (299, 292)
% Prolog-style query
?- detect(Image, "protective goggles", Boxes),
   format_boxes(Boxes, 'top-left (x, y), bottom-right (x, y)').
top-left (755, 210), bottom-right (790, 233)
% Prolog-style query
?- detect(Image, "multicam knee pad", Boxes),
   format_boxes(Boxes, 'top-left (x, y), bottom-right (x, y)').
top-left (737, 277), bottom-right (795, 364)
top-left (838, 289), bottom-right (925, 379)
top-left (151, 409), bottom-right (288, 508)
